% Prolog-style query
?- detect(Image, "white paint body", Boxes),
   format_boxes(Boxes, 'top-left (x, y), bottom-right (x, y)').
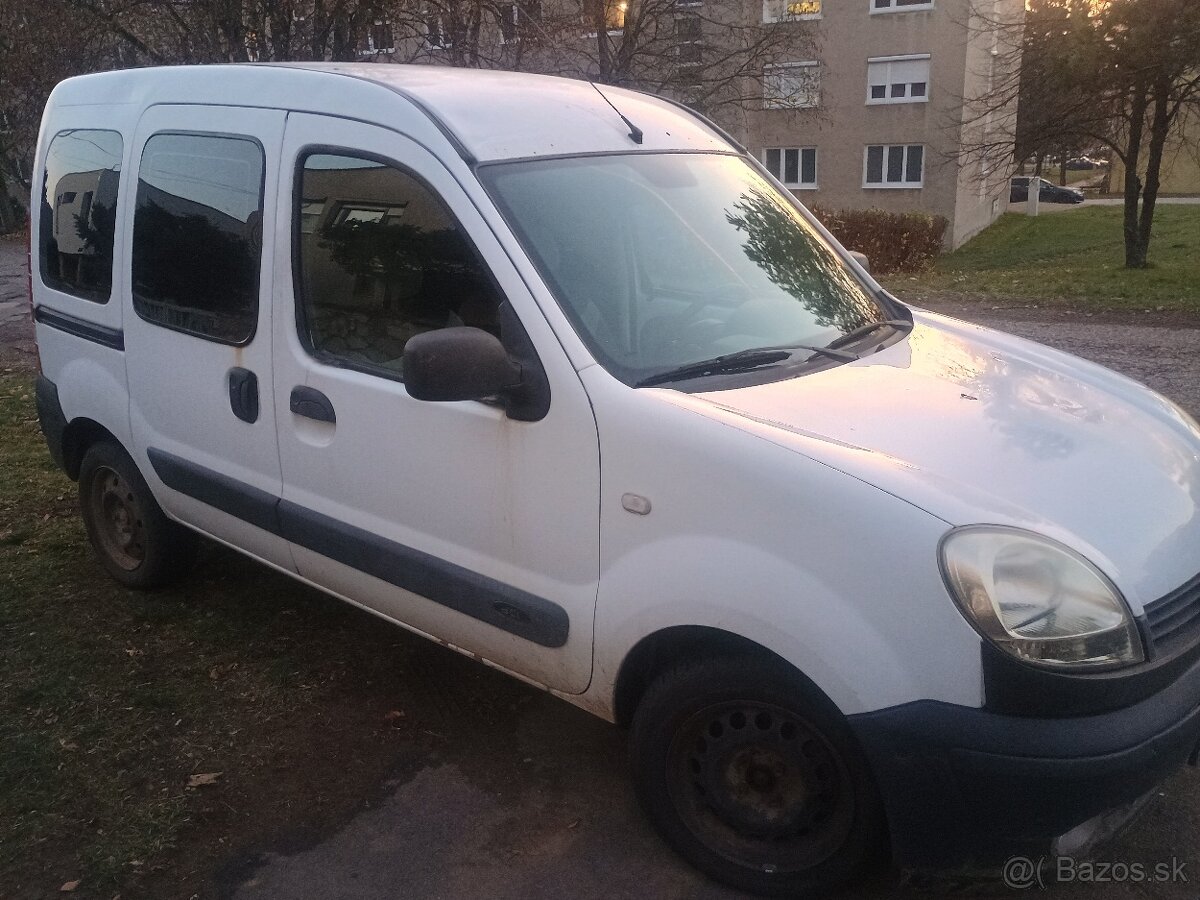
top-left (31, 65), bottom-right (1200, 724)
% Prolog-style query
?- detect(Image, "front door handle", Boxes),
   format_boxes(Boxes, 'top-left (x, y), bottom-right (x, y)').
top-left (229, 367), bottom-right (259, 423)
top-left (290, 386), bottom-right (336, 424)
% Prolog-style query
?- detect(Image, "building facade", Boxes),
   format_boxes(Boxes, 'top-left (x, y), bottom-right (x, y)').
top-left (740, 0), bottom-right (1021, 248)
top-left (351, 0), bottom-right (1020, 248)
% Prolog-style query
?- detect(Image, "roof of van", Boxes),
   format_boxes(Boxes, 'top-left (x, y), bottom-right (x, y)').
top-left (48, 63), bottom-right (737, 164)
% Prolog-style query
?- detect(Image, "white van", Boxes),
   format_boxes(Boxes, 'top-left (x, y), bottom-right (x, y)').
top-left (31, 64), bottom-right (1200, 895)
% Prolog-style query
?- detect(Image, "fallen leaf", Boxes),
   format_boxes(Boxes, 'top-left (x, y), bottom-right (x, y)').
top-left (60, 881), bottom-right (81, 892)
top-left (186, 772), bottom-right (222, 789)
top-left (383, 710), bottom-right (405, 724)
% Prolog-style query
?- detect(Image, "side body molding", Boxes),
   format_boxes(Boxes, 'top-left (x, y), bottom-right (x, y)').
top-left (145, 448), bottom-right (568, 647)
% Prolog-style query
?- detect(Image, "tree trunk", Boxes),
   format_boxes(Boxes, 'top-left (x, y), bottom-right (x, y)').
top-left (595, 9), bottom-right (611, 82)
top-left (1136, 76), bottom-right (1175, 269)
top-left (1059, 157), bottom-right (1068, 187)
top-left (1123, 91), bottom-right (1148, 269)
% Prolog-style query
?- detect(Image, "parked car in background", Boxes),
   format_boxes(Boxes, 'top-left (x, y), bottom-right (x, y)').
top-left (1011, 176), bottom-right (1086, 204)
top-left (1066, 156), bottom-right (1104, 171)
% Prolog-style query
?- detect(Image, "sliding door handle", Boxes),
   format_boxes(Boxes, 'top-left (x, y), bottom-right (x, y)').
top-left (229, 368), bottom-right (259, 423)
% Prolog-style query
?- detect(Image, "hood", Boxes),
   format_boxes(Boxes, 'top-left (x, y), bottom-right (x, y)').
top-left (675, 310), bottom-right (1200, 610)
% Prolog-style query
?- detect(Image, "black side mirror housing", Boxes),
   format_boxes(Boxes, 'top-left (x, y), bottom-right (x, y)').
top-left (403, 327), bottom-right (522, 405)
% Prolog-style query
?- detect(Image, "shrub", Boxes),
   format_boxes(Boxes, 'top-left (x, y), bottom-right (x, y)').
top-left (808, 206), bottom-right (948, 275)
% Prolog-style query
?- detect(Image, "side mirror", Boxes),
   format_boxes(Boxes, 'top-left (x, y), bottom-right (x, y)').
top-left (403, 327), bottom-right (522, 405)
top-left (849, 250), bottom-right (871, 274)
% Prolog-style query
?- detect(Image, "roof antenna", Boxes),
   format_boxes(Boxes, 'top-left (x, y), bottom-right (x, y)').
top-left (590, 81), bottom-right (643, 145)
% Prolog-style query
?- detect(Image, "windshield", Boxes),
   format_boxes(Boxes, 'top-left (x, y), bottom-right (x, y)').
top-left (480, 153), bottom-right (893, 387)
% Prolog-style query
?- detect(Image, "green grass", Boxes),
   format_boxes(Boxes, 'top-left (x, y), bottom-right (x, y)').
top-left (889, 206), bottom-right (1200, 312)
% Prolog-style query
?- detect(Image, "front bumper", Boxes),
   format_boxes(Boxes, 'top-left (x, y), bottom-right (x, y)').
top-left (848, 648), bottom-right (1200, 869)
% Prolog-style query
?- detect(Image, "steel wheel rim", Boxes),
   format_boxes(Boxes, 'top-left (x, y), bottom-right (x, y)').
top-left (88, 466), bottom-right (146, 571)
top-left (666, 700), bottom-right (855, 873)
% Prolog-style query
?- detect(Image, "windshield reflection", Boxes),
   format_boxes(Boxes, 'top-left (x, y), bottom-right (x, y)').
top-left (725, 187), bottom-right (879, 335)
top-left (482, 154), bottom-right (889, 386)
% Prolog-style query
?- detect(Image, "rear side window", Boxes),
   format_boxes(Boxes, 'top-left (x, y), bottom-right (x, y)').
top-left (295, 152), bottom-right (502, 378)
top-left (132, 133), bottom-right (265, 344)
top-left (39, 129), bottom-right (123, 303)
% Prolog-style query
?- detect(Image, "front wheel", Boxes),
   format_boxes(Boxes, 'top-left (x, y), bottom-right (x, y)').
top-left (630, 657), bottom-right (887, 896)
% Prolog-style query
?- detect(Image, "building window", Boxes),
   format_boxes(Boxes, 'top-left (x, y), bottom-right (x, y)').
top-left (295, 152), bottom-right (502, 379)
top-left (368, 19), bottom-right (394, 52)
top-left (132, 133), bottom-right (265, 344)
top-left (764, 147), bottom-right (818, 189)
top-left (864, 144), bottom-right (924, 188)
top-left (425, 9), bottom-right (449, 47)
top-left (867, 55), bottom-right (930, 104)
top-left (871, 0), bottom-right (934, 12)
top-left (675, 14), bottom-right (702, 64)
top-left (500, 1), bottom-right (541, 42)
top-left (583, 0), bottom-right (626, 33)
top-left (39, 129), bottom-right (123, 304)
top-left (763, 0), bottom-right (821, 23)
top-left (763, 62), bottom-right (820, 109)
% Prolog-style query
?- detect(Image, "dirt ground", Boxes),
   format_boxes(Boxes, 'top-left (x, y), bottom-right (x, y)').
top-left (4, 235), bottom-right (1200, 899)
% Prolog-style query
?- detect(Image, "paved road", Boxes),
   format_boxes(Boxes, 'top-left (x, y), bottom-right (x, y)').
top-left (4, 237), bottom-right (1200, 899)
top-left (0, 238), bottom-right (31, 341)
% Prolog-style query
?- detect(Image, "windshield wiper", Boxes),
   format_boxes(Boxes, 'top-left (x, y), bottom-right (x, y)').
top-left (636, 344), bottom-right (857, 388)
top-left (825, 319), bottom-right (913, 351)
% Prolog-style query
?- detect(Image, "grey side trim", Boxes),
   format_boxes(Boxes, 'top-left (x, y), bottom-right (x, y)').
top-left (33, 306), bottom-right (125, 351)
top-left (278, 500), bottom-right (570, 648)
top-left (147, 448), bottom-right (281, 533)
top-left (144, 446), bottom-right (569, 647)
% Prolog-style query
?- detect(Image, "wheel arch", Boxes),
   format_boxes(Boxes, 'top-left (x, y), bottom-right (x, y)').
top-left (62, 417), bottom-right (122, 480)
top-left (613, 625), bottom-right (837, 729)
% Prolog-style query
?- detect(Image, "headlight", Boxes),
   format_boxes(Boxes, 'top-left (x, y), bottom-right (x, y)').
top-left (940, 526), bottom-right (1144, 669)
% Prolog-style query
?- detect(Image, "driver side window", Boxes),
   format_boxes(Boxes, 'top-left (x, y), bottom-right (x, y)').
top-left (295, 152), bottom-right (502, 377)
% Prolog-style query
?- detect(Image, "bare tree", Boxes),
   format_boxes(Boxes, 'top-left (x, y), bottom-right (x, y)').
top-left (552, 0), bottom-right (812, 122)
top-left (963, 0), bottom-right (1200, 268)
top-left (1, 0), bottom-right (818, 216)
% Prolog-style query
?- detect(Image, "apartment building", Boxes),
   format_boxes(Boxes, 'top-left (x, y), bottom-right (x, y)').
top-left (352, 0), bottom-right (1019, 248)
top-left (743, 0), bottom-right (1021, 248)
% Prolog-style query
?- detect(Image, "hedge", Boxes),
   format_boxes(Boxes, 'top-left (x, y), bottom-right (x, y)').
top-left (809, 206), bottom-right (948, 275)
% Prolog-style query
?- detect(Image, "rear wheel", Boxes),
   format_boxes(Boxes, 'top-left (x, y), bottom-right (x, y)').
top-left (79, 442), bottom-right (196, 589)
top-left (630, 656), bottom-right (886, 896)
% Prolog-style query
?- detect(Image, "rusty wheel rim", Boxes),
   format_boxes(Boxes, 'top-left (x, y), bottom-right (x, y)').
top-left (88, 466), bottom-right (146, 571)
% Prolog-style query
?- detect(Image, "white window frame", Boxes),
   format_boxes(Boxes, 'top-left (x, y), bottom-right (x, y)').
top-left (870, 0), bottom-right (934, 14)
top-left (866, 54), bottom-right (930, 105)
top-left (362, 19), bottom-right (395, 54)
top-left (763, 0), bottom-right (822, 24)
top-left (425, 11), bottom-right (451, 49)
top-left (763, 147), bottom-right (818, 189)
top-left (863, 143), bottom-right (925, 189)
top-left (763, 61), bottom-right (820, 110)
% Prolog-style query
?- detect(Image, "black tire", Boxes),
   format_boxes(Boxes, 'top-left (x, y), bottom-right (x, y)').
top-left (630, 656), bottom-right (887, 897)
top-left (78, 441), bottom-right (197, 589)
